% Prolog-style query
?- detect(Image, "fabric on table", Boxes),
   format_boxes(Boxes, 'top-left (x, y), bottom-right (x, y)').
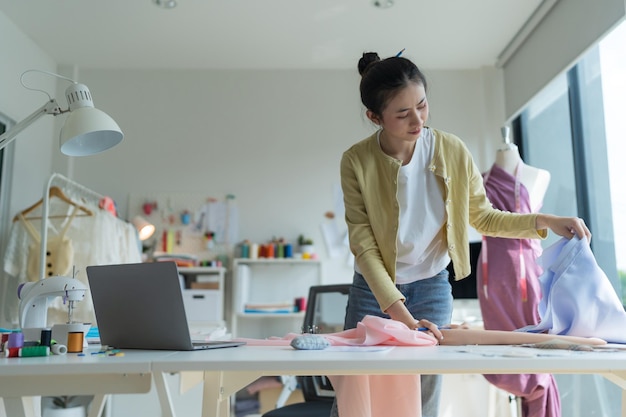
top-left (238, 315), bottom-right (436, 417)
top-left (518, 236), bottom-right (626, 344)
top-left (478, 163), bottom-right (560, 417)
top-left (329, 374), bottom-right (421, 417)
top-left (343, 270), bottom-right (452, 417)
top-left (236, 315), bottom-right (438, 347)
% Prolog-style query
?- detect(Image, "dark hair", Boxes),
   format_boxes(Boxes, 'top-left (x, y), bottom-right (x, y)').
top-left (358, 52), bottom-right (428, 116)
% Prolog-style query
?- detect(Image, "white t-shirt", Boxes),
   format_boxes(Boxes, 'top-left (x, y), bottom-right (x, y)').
top-left (394, 128), bottom-right (449, 283)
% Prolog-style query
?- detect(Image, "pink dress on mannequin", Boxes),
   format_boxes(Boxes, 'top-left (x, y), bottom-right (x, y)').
top-left (477, 162), bottom-right (560, 417)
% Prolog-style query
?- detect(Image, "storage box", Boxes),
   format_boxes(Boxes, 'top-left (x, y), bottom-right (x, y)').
top-left (182, 289), bottom-right (222, 322)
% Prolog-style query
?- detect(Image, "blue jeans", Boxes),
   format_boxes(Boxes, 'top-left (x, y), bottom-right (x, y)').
top-left (344, 270), bottom-right (453, 417)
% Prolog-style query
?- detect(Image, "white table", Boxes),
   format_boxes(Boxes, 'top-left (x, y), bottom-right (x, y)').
top-left (152, 344), bottom-right (626, 417)
top-left (0, 349), bottom-right (173, 417)
top-left (4, 345), bottom-right (626, 417)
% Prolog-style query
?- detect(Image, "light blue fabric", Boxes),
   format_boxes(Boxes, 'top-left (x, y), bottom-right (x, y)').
top-left (518, 236), bottom-right (626, 344)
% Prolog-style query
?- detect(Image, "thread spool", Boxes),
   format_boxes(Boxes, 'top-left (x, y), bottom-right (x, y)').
top-left (19, 346), bottom-right (50, 357)
top-left (7, 332), bottom-right (24, 349)
top-left (40, 329), bottom-right (52, 347)
top-left (0, 332), bottom-right (10, 351)
top-left (51, 343), bottom-right (68, 355)
top-left (277, 244), bottom-right (285, 258)
top-left (4, 347), bottom-right (20, 358)
top-left (250, 243), bottom-right (259, 259)
top-left (67, 332), bottom-right (84, 353)
top-left (241, 242), bottom-right (250, 258)
top-left (295, 297), bottom-right (307, 312)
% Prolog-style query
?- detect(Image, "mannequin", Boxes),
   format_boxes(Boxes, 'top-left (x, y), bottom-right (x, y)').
top-left (477, 126), bottom-right (557, 417)
top-left (495, 128), bottom-right (550, 211)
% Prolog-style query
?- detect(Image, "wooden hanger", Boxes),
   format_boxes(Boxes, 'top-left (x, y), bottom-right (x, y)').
top-left (13, 186), bottom-right (94, 222)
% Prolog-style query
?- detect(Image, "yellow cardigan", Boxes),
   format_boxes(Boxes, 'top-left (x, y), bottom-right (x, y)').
top-left (340, 128), bottom-right (547, 311)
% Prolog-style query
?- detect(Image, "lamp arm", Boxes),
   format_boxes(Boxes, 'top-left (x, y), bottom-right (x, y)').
top-left (0, 99), bottom-right (63, 151)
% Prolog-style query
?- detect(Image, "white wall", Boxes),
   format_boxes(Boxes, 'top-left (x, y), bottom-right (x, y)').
top-left (0, 11), bottom-right (58, 328)
top-left (0, 11), bottom-right (57, 219)
top-left (48, 66), bottom-right (505, 284)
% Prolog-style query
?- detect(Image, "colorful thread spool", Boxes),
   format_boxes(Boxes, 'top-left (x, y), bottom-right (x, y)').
top-left (284, 243), bottom-right (293, 258)
top-left (67, 332), bottom-right (84, 353)
top-left (19, 346), bottom-right (50, 357)
top-left (250, 243), bottom-right (259, 259)
top-left (40, 329), bottom-right (52, 347)
top-left (0, 332), bottom-right (10, 351)
top-left (7, 332), bottom-right (24, 349)
top-left (4, 347), bottom-right (20, 358)
top-left (295, 297), bottom-right (307, 312)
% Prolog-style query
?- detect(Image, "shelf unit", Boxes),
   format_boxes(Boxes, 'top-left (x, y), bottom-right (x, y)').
top-left (231, 258), bottom-right (322, 338)
top-left (178, 266), bottom-right (226, 325)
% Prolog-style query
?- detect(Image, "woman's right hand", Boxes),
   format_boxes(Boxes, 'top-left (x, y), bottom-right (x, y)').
top-left (386, 300), bottom-right (444, 340)
top-left (415, 318), bottom-right (444, 341)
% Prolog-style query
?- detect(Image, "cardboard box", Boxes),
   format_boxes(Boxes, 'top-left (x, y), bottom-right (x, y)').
top-left (190, 282), bottom-right (219, 290)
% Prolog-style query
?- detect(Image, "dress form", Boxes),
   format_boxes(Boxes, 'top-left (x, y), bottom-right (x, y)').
top-left (495, 128), bottom-right (550, 210)
top-left (479, 128), bottom-right (559, 417)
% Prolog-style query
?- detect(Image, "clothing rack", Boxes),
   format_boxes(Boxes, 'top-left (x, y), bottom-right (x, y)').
top-left (37, 173), bottom-right (105, 280)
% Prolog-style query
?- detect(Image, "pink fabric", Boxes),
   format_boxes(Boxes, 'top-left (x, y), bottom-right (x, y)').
top-left (329, 374), bottom-right (421, 417)
top-left (238, 315), bottom-right (435, 417)
top-left (478, 164), bottom-right (560, 417)
top-left (236, 315), bottom-right (438, 347)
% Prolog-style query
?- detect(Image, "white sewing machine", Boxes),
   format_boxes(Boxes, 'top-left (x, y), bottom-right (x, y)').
top-left (18, 275), bottom-right (91, 345)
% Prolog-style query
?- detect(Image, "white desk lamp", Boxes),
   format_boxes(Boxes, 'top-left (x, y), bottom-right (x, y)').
top-left (0, 70), bottom-right (124, 284)
top-left (132, 215), bottom-right (156, 241)
top-left (0, 69), bottom-right (123, 156)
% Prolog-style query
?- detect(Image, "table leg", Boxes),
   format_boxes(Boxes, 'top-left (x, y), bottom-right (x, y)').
top-left (3, 397), bottom-right (37, 417)
top-left (200, 371), bottom-right (264, 417)
top-left (601, 371), bottom-right (626, 417)
top-left (201, 372), bottom-right (225, 417)
top-left (87, 394), bottom-right (107, 417)
top-left (153, 372), bottom-right (177, 417)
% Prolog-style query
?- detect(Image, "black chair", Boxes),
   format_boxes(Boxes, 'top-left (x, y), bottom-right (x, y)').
top-left (262, 284), bottom-right (351, 417)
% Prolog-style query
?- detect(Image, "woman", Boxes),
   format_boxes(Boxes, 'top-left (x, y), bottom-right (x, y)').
top-left (339, 51), bottom-right (591, 417)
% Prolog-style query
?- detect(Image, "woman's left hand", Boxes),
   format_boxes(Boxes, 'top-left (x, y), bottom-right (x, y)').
top-left (536, 214), bottom-right (591, 242)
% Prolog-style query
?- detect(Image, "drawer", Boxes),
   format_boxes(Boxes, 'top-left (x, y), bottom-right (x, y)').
top-left (182, 289), bottom-right (222, 322)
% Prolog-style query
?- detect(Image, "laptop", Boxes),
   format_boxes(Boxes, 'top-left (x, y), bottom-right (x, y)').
top-left (86, 261), bottom-right (245, 351)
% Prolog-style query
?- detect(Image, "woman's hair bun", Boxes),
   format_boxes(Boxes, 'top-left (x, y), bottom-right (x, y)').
top-left (358, 52), bottom-right (381, 76)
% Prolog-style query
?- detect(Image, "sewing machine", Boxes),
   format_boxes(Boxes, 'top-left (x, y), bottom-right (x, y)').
top-left (17, 275), bottom-right (91, 345)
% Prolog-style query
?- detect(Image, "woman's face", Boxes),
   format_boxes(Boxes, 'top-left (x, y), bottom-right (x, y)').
top-left (368, 82), bottom-right (429, 143)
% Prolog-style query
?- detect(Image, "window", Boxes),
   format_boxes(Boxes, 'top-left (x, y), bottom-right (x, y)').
top-left (518, 44), bottom-right (620, 296)
top-left (598, 21), bottom-right (626, 303)
top-left (515, 19), bottom-right (626, 417)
